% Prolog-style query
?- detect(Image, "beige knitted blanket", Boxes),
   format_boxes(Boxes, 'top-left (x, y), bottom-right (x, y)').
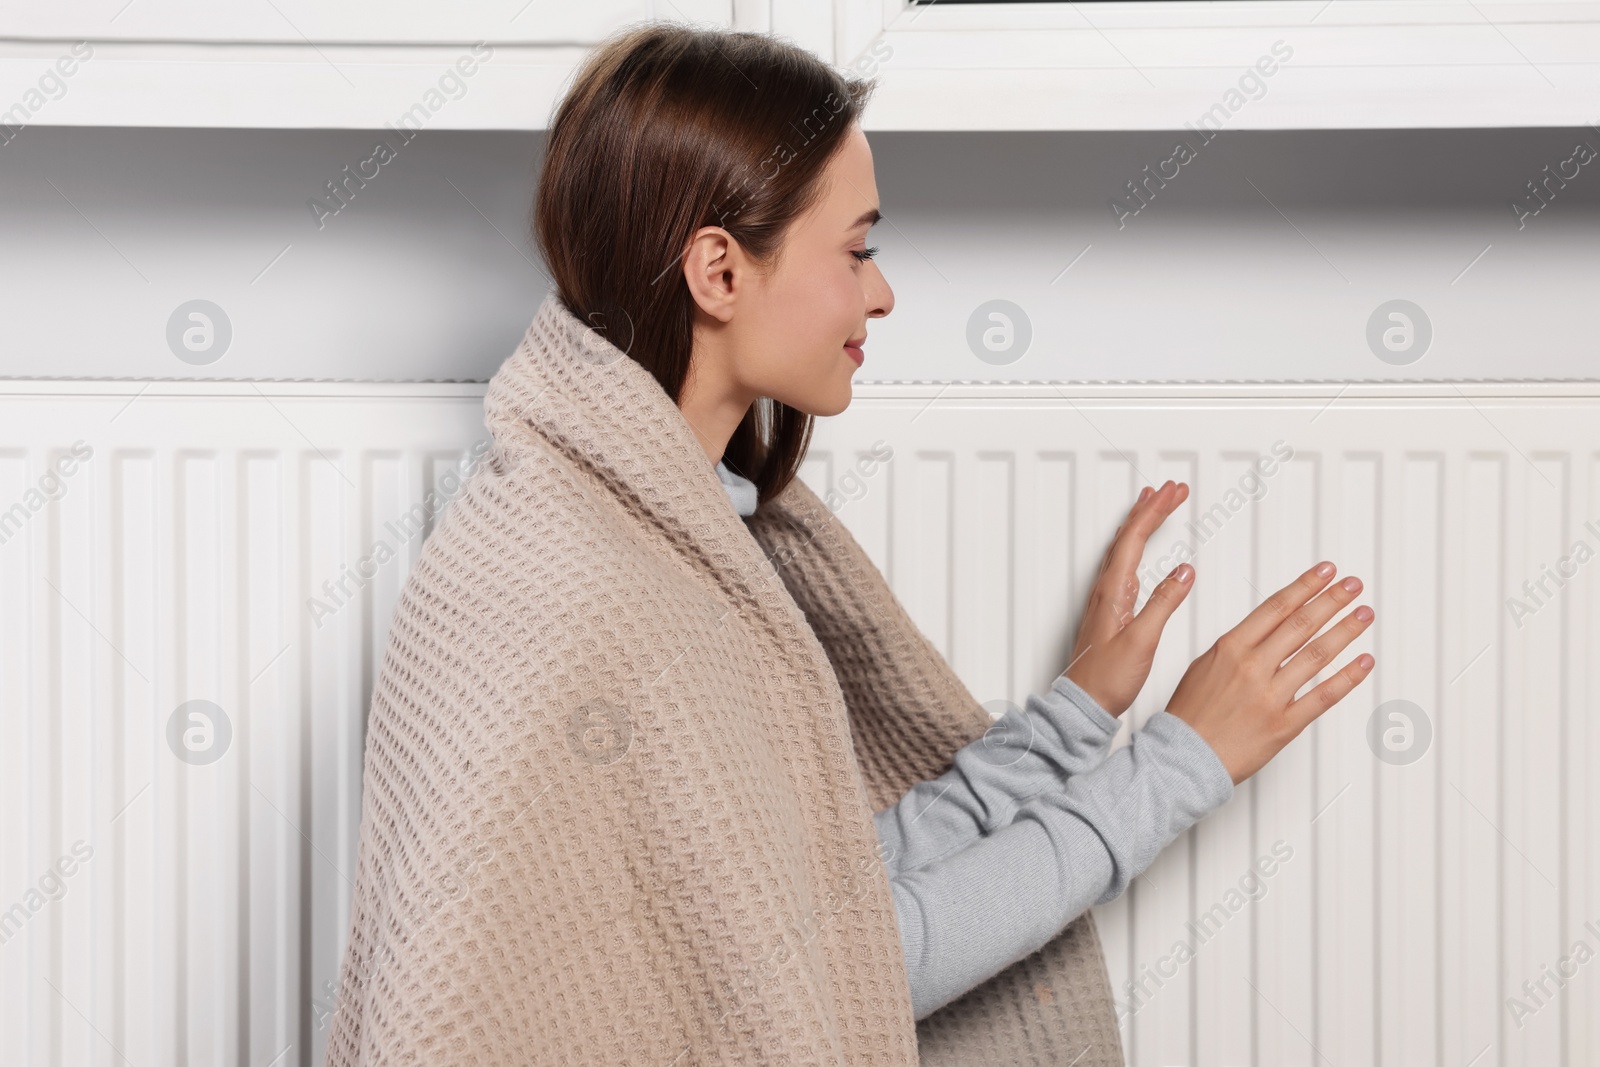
top-left (321, 292), bottom-right (1125, 1066)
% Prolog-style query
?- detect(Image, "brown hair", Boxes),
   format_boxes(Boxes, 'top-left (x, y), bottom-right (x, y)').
top-left (533, 22), bottom-right (877, 509)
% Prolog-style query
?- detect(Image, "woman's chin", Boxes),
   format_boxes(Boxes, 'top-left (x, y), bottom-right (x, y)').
top-left (785, 382), bottom-right (853, 418)
top-left (819, 383), bottom-right (853, 417)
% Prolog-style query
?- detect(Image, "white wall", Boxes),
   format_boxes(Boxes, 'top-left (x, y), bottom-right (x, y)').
top-left (2, 126), bottom-right (1596, 383)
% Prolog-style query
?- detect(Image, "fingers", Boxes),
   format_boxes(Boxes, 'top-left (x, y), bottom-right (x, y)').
top-left (1105, 481), bottom-right (1176, 559)
top-left (1084, 481), bottom-right (1189, 640)
top-left (1277, 600), bottom-right (1375, 694)
top-left (1123, 563), bottom-right (1195, 648)
top-left (1286, 653), bottom-right (1376, 734)
top-left (1101, 488), bottom-right (1151, 576)
top-left (1103, 481), bottom-right (1189, 581)
top-left (1260, 574), bottom-right (1365, 667)
top-left (1229, 560), bottom-right (1337, 649)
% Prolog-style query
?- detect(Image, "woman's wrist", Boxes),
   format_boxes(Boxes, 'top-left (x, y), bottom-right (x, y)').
top-left (1062, 666), bottom-right (1124, 719)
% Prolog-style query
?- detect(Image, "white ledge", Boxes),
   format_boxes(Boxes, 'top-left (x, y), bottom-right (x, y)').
top-left (5, 0), bottom-right (1600, 132)
top-left (2, 379), bottom-right (1598, 400)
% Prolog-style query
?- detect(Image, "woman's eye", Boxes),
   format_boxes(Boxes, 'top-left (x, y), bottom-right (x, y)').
top-left (851, 246), bottom-right (879, 263)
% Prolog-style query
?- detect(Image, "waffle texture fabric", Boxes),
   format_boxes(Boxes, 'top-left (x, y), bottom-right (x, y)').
top-left (714, 463), bottom-right (1236, 1021)
top-left (323, 290), bottom-right (1129, 1066)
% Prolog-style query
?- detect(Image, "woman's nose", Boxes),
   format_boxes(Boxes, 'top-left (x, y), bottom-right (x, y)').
top-left (868, 265), bottom-right (894, 318)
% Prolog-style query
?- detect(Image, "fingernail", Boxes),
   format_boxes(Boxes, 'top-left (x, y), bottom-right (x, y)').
top-left (1315, 561), bottom-right (1335, 577)
top-left (1168, 564), bottom-right (1192, 584)
top-left (1354, 605), bottom-right (1373, 621)
top-left (1358, 654), bottom-right (1375, 669)
top-left (1341, 577), bottom-right (1361, 593)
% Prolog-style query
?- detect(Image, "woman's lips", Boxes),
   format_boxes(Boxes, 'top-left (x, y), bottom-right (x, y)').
top-left (845, 344), bottom-right (864, 366)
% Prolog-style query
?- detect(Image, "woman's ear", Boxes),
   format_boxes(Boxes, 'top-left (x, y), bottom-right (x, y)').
top-left (682, 225), bottom-right (740, 323)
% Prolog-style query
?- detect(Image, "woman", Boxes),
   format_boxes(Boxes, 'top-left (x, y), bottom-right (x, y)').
top-left (322, 23), bottom-right (1375, 1067)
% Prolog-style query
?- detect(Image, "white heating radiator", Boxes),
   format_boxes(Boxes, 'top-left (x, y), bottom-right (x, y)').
top-left (0, 380), bottom-right (1594, 1067)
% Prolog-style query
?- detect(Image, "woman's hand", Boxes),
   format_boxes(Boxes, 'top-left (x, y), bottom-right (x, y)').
top-left (1063, 480), bottom-right (1196, 716)
top-left (1166, 560), bottom-right (1376, 785)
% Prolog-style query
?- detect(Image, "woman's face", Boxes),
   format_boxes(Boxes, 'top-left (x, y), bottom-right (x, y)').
top-left (682, 122), bottom-right (894, 433)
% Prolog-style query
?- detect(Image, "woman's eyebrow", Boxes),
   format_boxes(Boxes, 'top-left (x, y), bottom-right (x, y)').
top-left (850, 207), bottom-right (883, 230)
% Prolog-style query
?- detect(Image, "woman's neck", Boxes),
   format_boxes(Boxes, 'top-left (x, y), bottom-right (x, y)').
top-left (677, 366), bottom-right (757, 467)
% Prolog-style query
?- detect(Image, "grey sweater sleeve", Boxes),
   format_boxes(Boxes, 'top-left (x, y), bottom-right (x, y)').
top-left (872, 673), bottom-right (1123, 878)
top-left (882, 706), bottom-right (1234, 1021)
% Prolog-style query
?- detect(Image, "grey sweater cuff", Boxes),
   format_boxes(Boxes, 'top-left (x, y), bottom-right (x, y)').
top-left (1047, 672), bottom-right (1121, 739)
